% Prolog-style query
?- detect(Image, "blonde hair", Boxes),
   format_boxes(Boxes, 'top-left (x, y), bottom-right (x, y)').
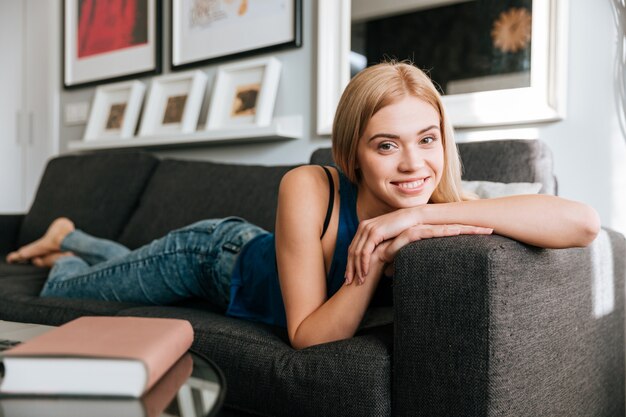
top-left (331, 61), bottom-right (473, 203)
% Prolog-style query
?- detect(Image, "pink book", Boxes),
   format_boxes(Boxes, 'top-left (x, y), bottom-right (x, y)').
top-left (0, 316), bottom-right (194, 397)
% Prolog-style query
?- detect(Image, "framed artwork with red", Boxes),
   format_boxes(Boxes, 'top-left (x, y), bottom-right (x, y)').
top-left (64, 0), bottom-right (162, 89)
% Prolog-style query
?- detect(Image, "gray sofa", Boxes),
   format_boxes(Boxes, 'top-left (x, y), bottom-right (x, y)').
top-left (0, 139), bottom-right (623, 417)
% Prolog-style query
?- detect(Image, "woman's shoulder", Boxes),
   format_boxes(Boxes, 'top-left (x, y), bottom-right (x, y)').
top-left (280, 165), bottom-right (336, 192)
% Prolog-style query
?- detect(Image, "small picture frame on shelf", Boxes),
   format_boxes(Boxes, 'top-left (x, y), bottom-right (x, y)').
top-left (139, 70), bottom-right (208, 137)
top-left (83, 80), bottom-right (146, 141)
top-left (206, 57), bottom-right (282, 130)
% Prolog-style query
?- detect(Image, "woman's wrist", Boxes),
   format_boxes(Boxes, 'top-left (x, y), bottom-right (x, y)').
top-left (418, 200), bottom-right (456, 226)
top-left (413, 203), bottom-right (432, 225)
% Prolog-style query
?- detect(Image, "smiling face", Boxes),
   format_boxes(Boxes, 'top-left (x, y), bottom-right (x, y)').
top-left (355, 95), bottom-right (444, 219)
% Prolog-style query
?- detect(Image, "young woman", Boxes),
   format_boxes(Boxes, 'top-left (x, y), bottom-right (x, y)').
top-left (6, 62), bottom-right (600, 350)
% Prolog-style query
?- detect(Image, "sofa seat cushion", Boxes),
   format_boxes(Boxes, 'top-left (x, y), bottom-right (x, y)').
top-left (118, 159), bottom-right (298, 249)
top-left (18, 151), bottom-right (159, 248)
top-left (117, 306), bottom-right (392, 417)
top-left (0, 267), bottom-right (141, 326)
top-left (0, 258), bottom-right (47, 278)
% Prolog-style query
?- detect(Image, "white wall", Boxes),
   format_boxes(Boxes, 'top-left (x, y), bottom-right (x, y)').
top-left (59, 0), bottom-right (626, 234)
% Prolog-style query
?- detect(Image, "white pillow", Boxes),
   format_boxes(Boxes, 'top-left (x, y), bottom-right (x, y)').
top-left (462, 180), bottom-right (542, 199)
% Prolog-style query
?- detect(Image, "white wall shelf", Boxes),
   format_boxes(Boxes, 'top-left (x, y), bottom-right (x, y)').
top-left (67, 115), bottom-right (303, 151)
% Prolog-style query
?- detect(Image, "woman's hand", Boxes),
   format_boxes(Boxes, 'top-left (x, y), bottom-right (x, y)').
top-left (345, 208), bottom-right (421, 285)
top-left (346, 223), bottom-right (493, 285)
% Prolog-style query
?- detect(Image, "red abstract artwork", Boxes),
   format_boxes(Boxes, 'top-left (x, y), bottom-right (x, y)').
top-left (77, 0), bottom-right (148, 58)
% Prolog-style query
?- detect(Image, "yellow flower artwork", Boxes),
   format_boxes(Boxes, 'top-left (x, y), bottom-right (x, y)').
top-left (491, 7), bottom-right (532, 53)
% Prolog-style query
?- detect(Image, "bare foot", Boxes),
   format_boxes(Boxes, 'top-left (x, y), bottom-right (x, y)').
top-left (32, 251), bottom-right (75, 268)
top-left (6, 218), bottom-right (75, 264)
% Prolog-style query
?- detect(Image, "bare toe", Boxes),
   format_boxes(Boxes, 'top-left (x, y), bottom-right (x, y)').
top-left (6, 251), bottom-right (24, 264)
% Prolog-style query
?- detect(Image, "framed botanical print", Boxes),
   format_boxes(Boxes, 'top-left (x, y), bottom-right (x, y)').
top-left (171, 0), bottom-right (302, 69)
top-left (64, 0), bottom-right (162, 89)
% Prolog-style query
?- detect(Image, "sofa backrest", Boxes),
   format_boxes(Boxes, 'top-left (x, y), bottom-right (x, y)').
top-left (309, 139), bottom-right (557, 195)
top-left (24, 138), bottom-right (554, 250)
top-left (18, 151), bottom-right (159, 247)
top-left (117, 159), bottom-right (298, 249)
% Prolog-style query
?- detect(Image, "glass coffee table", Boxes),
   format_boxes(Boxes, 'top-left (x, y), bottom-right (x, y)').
top-left (0, 320), bottom-right (226, 417)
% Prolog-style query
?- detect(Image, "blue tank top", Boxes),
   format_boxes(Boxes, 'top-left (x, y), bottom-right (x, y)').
top-left (226, 169), bottom-right (359, 327)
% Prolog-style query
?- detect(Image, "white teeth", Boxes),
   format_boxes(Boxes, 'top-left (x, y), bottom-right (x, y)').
top-left (398, 179), bottom-right (425, 189)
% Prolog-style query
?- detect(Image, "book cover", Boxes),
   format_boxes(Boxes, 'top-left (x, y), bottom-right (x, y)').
top-left (0, 316), bottom-right (194, 397)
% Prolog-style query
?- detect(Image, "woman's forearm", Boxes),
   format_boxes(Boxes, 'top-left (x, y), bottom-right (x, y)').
top-left (290, 261), bottom-right (385, 350)
top-left (420, 194), bottom-right (600, 248)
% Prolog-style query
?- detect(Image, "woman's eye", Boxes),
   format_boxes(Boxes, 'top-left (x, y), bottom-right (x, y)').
top-left (378, 142), bottom-right (396, 151)
top-left (421, 136), bottom-right (436, 144)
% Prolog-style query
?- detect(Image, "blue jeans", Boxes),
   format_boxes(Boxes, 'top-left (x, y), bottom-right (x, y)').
top-left (40, 218), bottom-right (267, 311)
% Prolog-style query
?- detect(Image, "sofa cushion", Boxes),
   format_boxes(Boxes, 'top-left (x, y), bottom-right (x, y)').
top-left (309, 139), bottom-right (557, 195)
top-left (461, 180), bottom-right (543, 198)
top-left (457, 139), bottom-right (557, 194)
top-left (0, 264), bottom-right (140, 326)
top-left (0, 214), bottom-right (24, 254)
top-left (18, 151), bottom-right (159, 248)
top-left (116, 306), bottom-right (392, 417)
top-left (0, 259), bottom-right (46, 278)
top-left (118, 159), bottom-right (298, 249)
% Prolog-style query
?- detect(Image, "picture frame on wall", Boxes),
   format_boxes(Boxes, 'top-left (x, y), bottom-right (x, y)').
top-left (138, 70), bottom-right (208, 137)
top-left (206, 57), bottom-right (282, 130)
top-left (83, 80), bottom-right (146, 141)
top-left (171, 0), bottom-right (302, 69)
top-left (63, 0), bottom-right (162, 89)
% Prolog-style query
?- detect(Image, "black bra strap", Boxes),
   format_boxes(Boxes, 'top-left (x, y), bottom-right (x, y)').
top-left (320, 166), bottom-right (334, 239)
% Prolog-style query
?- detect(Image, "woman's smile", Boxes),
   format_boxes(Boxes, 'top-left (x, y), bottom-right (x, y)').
top-left (391, 177), bottom-right (431, 194)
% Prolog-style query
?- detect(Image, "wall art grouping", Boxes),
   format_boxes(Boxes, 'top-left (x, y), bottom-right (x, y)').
top-left (63, 0), bottom-right (301, 89)
top-left (82, 57), bottom-right (282, 140)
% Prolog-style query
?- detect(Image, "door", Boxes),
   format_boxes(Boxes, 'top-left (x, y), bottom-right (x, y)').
top-left (0, 1), bottom-right (25, 212)
top-left (23, 0), bottom-right (60, 208)
top-left (0, 0), bottom-right (59, 213)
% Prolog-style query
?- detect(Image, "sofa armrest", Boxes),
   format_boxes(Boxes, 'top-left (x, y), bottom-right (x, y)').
top-left (0, 214), bottom-right (25, 254)
top-left (392, 230), bottom-right (625, 417)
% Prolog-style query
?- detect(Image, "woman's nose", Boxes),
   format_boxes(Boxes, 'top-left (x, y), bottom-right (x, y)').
top-left (398, 149), bottom-right (425, 172)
